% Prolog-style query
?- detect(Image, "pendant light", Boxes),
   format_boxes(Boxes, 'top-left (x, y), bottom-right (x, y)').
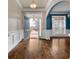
top-left (30, 0), bottom-right (37, 9)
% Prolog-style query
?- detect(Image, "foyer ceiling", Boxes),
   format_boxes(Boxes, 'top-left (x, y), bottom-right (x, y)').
top-left (19, 0), bottom-right (50, 9)
top-left (18, 0), bottom-right (70, 12)
top-left (9, 0), bottom-right (70, 12)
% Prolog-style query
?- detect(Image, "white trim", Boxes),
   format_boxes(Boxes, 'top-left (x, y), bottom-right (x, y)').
top-left (8, 38), bottom-right (23, 53)
top-left (46, 0), bottom-right (63, 18)
top-left (23, 8), bottom-right (45, 12)
top-left (16, 0), bottom-right (23, 9)
top-left (45, 0), bottom-right (53, 10)
top-left (8, 30), bottom-right (24, 53)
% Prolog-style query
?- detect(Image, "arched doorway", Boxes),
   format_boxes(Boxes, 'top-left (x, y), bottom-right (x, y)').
top-left (46, 1), bottom-right (70, 35)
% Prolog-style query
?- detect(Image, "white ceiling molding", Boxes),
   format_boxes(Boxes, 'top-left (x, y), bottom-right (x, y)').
top-left (25, 12), bottom-right (42, 18)
top-left (16, 0), bottom-right (23, 9)
top-left (23, 8), bottom-right (45, 12)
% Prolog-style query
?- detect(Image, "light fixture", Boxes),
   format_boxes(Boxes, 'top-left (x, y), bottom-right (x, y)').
top-left (30, 0), bottom-right (37, 9)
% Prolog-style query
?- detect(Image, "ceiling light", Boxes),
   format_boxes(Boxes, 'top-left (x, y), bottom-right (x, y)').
top-left (30, 0), bottom-right (37, 9)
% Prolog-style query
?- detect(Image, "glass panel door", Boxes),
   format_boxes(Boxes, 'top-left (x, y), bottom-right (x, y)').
top-left (52, 16), bottom-right (66, 34)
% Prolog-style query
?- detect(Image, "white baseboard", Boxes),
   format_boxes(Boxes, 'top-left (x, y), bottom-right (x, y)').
top-left (8, 38), bottom-right (23, 53)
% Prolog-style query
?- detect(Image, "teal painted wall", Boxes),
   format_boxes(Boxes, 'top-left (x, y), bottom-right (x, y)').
top-left (66, 15), bottom-right (70, 29)
top-left (46, 14), bottom-right (52, 29)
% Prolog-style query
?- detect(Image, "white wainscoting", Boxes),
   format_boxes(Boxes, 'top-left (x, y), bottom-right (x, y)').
top-left (39, 30), bottom-right (70, 39)
top-left (8, 30), bottom-right (24, 52)
top-left (40, 30), bottom-right (52, 39)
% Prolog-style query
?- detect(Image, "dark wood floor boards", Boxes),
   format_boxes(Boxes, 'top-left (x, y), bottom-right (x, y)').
top-left (8, 37), bottom-right (70, 59)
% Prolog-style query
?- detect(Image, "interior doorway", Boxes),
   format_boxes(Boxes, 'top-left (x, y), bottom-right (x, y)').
top-left (25, 13), bottom-right (42, 39)
top-left (29, 17), bottom-right (40, 39)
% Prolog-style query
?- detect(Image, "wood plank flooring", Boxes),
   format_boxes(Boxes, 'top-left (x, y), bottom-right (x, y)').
top-left (8, 37), bottom-right (70, 59)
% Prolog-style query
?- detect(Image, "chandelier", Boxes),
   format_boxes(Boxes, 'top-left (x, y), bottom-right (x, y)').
top-left (30, 0), bottom-right (37, 9)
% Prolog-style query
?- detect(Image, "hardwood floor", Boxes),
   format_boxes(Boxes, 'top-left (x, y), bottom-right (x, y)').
top-left (8, 37), bottom-right (70, 59)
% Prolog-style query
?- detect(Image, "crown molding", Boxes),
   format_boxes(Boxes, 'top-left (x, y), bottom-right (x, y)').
top-left (23, 7), bottom-right (45, 12)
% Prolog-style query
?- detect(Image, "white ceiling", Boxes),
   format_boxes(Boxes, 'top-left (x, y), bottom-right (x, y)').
top-left (18, 0), bottom-right (70, 12)
top-left (9, 0), bottom-right (70, 13)
top-left (19, 0), bottom-right (49, 9)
